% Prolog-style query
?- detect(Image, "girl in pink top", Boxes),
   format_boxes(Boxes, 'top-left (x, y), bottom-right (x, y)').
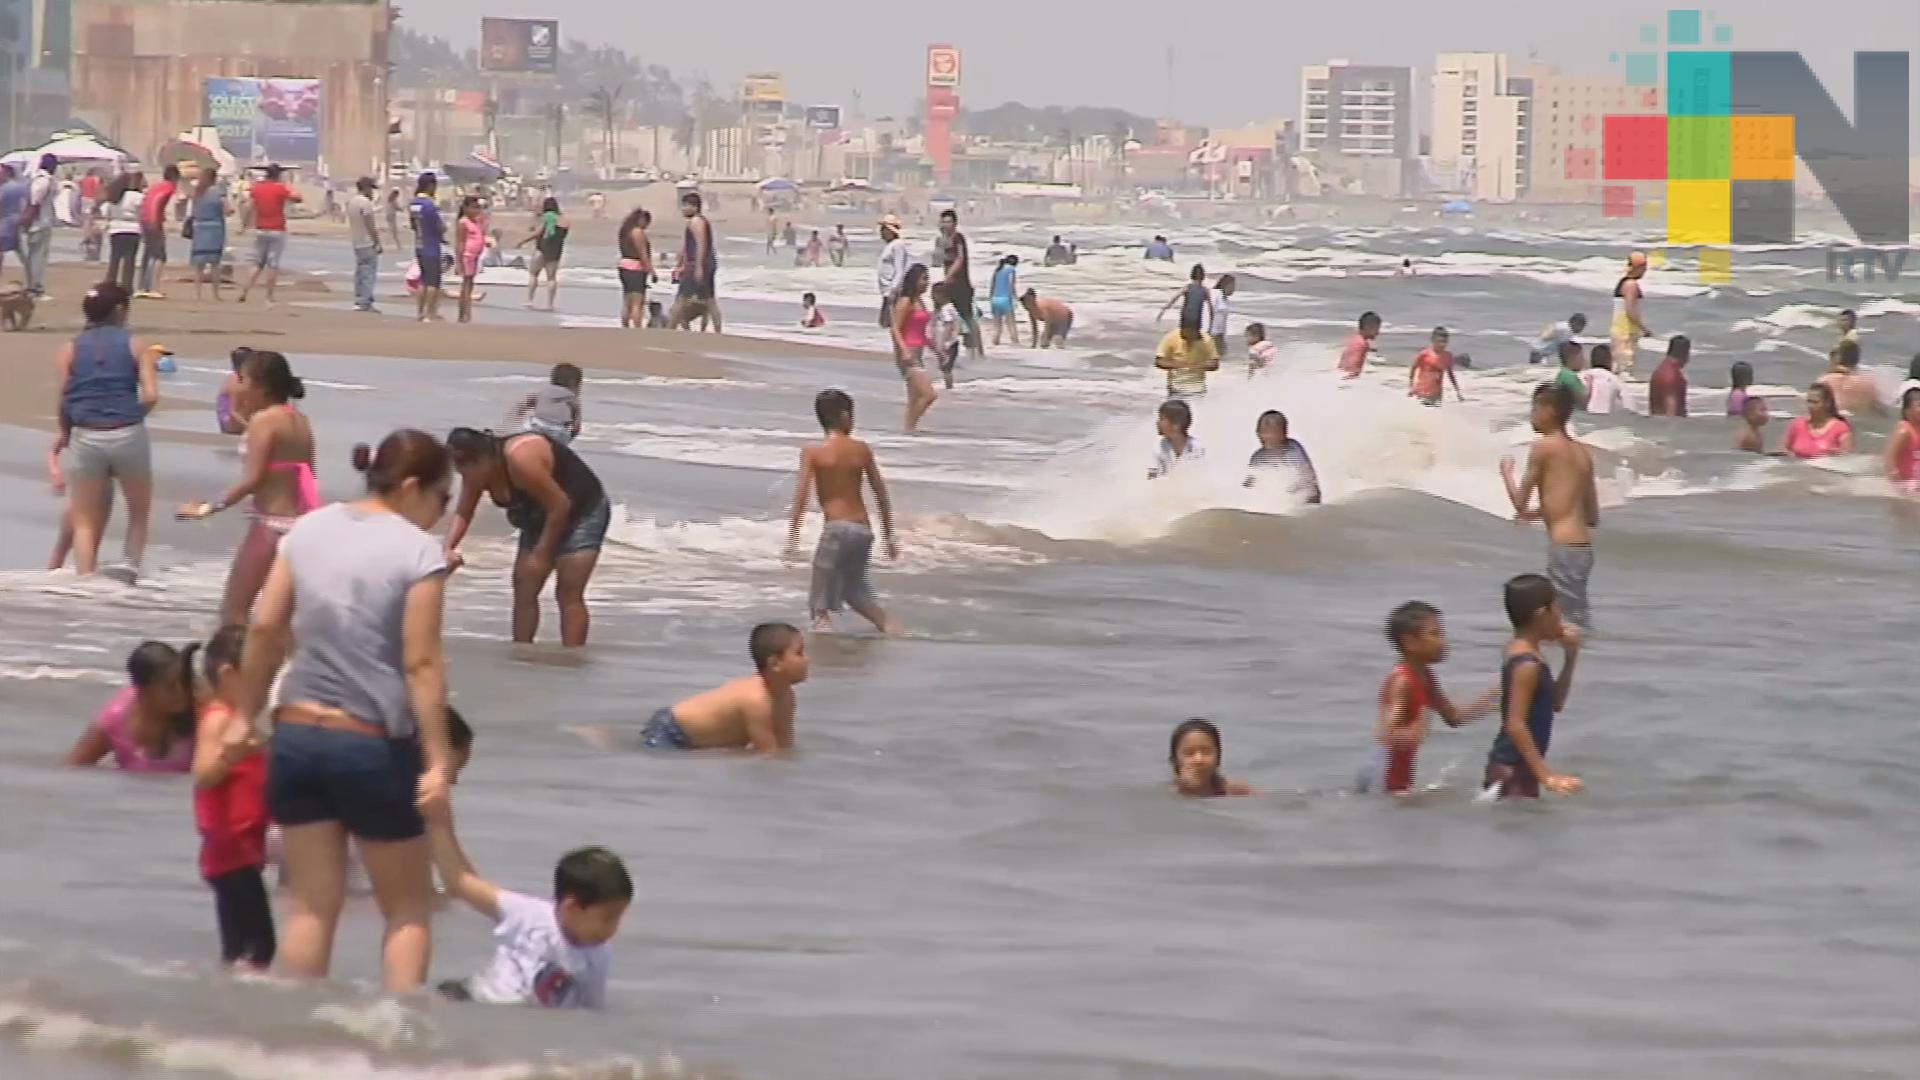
top-left (455, 196), bottom-right (487, 324)
top-left (1883, 388), bottom-right (1920, 492)
top-left (889, 263), bottom-right (939, 433)
top-left (67, 640), bottom-right (195, 773)
top-left (1782, 384), bottom-right (1855, 460)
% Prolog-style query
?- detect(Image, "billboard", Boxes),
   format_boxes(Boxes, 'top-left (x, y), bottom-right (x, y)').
top-left (742, 73), bottom-right (785, 105)
top-left (204, 77), bottom-right (322, 164)
top-left (927, 45), bottom-right (960, 88)
top-left (805, 105), bottom-right (841, 130)
top-left (480, 18), bottom-right (559, 74)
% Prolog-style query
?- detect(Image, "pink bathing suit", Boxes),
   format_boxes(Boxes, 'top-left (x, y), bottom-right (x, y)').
top-left (900, 307), bottom-right (931, 350)
top-left (265, 460), bottom-right (322, 514)
top-left (1896, 421), bottom-right (1920, 486)
top-left (91, 688), bottom-right (192, 774)
top-left (1782, 417), bottom-right (1850, 460)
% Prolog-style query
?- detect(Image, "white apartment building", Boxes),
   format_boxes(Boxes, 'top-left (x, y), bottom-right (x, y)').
top-left (1430, 52), bottom-right (1531, 201)
top-left (1299, 60), bottom-right (1415, 196)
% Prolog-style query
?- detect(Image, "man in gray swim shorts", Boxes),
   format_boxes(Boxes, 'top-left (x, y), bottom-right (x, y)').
top-left (786, 389), bottom-right (900, 633)
top-left (1547, 542), bottom-right (1594, 632)
top-left (811, 520), bottom-right (877, 620)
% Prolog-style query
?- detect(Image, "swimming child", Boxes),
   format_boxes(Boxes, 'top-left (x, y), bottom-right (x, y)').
top-left (1338, 311), bottom-right (1382, 378)
top-left (516, 362), bottom-right (583, 445)
top-left (1408, 326), bottom-right (1463, 405)
top-left (1484, 573), bottom-right (1584, 800)
top-left (1883, 387), bottom-right (1920, 492)
top-left (1499, 383), bottom-right (1600, 633)
top-left (1357, 601), bottom-right (1495, 796)
top-left (67, 641), bottom-right (195, 772)
top-left (1737, 395), bottom-right (1772, 454)
top-left (1148, 398), bottom-right (1203, 480)
top-left (1553, 340), bottom-right (1590, 411)
top-left (786, 390), bottom-right (900, 633)
top-left (800, 291), bottom-right (826, 329)
top-left (1726, 360), bottom-right (1755, 416)
top-left (190, 625), bottom-right (274, 969)
top-left (1245, 322), bottom-right (1276, 376)
top-left (1242, 410), bottom-right (1321, 503)
top-left (579, 623), bottom-right (808, 753)
top-left (1169, 719), bottom-right (1252, 797)
top-left (1575, 346), bottom-right (1620, 415)
top-left (429, 825), bottom-right (632, 1008)
top-left (216, 347), bottom-right (255, 435)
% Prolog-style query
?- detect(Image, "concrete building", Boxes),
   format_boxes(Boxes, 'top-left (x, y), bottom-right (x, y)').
top-left (1299, 60), bottom-right (1413, 195)
top-left (1526, 70), bottom-right (1662, 204)
top-left (1430, 52), bottom-right (1531, 201)
top-left (70, 0), bottom-right (387, 174)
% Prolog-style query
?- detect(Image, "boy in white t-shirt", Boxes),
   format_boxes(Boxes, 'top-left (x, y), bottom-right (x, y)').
top-left (430, 813), bottom-right (632, 1009)
top-left (1580, 345), bottom-right (1626, 415)
top-left (929, 281), bottom-right (964, 389)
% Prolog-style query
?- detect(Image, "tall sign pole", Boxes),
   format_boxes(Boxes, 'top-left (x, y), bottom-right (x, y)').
top-left (924, 44), bottom-right (959, 185)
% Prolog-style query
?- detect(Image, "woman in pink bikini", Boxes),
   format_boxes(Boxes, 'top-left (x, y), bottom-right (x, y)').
top-left (66, 640), bottom-right (196, 774)
top-left (1781, 383), bottom-right (1855, 461)
top-left (889, 263), bottom-right (939, 433)
top-left (177, 351), bottom-right (319, 624)
top-left (1882, 387), bottom-right (1920, 493)
top-left (453, 196), bottom-right (487, 324)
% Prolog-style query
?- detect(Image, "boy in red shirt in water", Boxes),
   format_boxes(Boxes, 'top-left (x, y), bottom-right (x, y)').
top-left (1359, 601), bottom-right (1496, 795)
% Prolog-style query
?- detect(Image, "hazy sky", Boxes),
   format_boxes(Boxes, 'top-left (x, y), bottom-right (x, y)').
top-left (408, 1), bottom-right (1920, 128)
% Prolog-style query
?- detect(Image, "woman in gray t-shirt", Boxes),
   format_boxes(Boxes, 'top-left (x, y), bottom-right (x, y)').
top-left (233, 429), bottom-right (457, 994)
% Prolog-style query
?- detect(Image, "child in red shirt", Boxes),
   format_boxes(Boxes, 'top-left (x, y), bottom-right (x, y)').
top-left (1360, 601), bottom-right (1495, 795)
top-left (190, 625), bottom-right (274, 969)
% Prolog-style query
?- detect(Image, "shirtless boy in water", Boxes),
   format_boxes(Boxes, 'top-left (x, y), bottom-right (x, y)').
top-left (786, 389), bottom-right (900, 633)
top-left (570, 624), bottom-right (809, 754)
top-left (1499, 383), bottom-right (1600, 632)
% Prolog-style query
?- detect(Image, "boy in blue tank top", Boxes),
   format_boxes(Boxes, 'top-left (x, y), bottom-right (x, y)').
top-left (1485, 574), bottom-right (1584, 800)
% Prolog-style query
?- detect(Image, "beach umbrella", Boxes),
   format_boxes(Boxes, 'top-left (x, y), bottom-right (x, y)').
top-left (22, 133), bottom-right (128, 165)
top-left (758, 176), bottom-right (798, 193)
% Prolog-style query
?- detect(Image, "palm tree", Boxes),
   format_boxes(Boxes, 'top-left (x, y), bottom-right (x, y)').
top-left (582, 83), bottom-right (623, 168)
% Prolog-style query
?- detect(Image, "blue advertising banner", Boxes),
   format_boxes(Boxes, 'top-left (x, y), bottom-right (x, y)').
top-left (204, 77), bottom-right (323, 164)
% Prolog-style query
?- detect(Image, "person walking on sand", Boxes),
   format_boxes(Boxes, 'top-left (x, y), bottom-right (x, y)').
top-left (617, 207), bottom-right (653, 329)
top-left (786, 389), bottom-right (900, 634)
top-left (348, 177), bottom-right (383, 312)
top-left (675, 190), bottom-right (720, 332)
top-left (408, 174), bottom-right (446, 322)
top-left (187, 167), bottom-right (230, 301)
top-left (1609, 251), bottom-right (1651, 378)
top-left (21, 154), bottom-right (59, 300)
top-left (935, 208), bottom-right (981, 361)
top-left (175, 351), bottom-right (320, 624)
top-left (519, 197), bottom-right (570, 311)
top-left (229, 429), bottom-right (459, 994)
top-left (237, 164), bottom-right (300, 305)
top-left (103, 170), bottom-right (147, 293)
top-left (828, 224), bottom-right (849, 267)
top-left (54, 283), bottom-right (161, 577)
top-left (443, 427), bottom-right (610, 648)
top-left (1499, 382), bottom-right (1600, 634)
top-left (875, 213), bottom-right (916, 329)
top-left (453, 196), bottom-right (486, 324)
top-left (889, 264), bottom-right (940, 432)
top-left (385, 188), bottom-right (403, 249)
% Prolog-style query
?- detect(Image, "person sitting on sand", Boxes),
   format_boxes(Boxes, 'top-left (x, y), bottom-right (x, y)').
top-left (1169, 719), bottom-right (1252, 798)
top-left (573, 623), bottom-right (809, 754)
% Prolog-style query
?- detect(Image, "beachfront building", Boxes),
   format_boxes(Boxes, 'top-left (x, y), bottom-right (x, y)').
top-left (1298, 60), bottom-right (1413, 197)
top-left (1524, 68), bottom-right (1663, 204)
top-left (1429, 52), bottom-right (1531, 202)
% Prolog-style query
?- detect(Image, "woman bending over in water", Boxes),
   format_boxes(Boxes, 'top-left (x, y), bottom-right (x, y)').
top-left (67, 640), bottom-right (196, 773)
top-left (178, 350), bottom-right (319, 624)
top-left (1169, 719), bottom-right (1252, 798)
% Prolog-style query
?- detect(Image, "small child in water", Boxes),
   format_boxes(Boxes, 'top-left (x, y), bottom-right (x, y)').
top-left (800, 291), bottom-right (826, 329)
top-left (1169, 719), bottom-right (1252, 797)
top-left (1243, 410), bottom-right (1321, 503)
top-left (1485, 574), bottom-right (1584, 800)
top-left (518, 362), bottom-right (582, 445)
top-left (429, 829), bottom-right (632, 1009)
top-left (190, 624), bottom-right (274, 969)
top-left (579, 623), bottom-right (809, 753)
top-left (1737, 394), bottom-right (1772, 454)
top-left (1357, 602), bottom-right (1494, 795)
top-left (1726, 360), bottom-right (1755, 416)
top-left (929, 282), bottom-right (962, 388)
top-left (1148, 399), bottom-right (1203, 479)
top-left (1245, 322), bottom-right (1276, 376)
top-left (787, 389), bottom-right (900, 633)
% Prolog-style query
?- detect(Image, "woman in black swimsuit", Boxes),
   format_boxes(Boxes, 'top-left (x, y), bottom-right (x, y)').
top-left (442, 427), bottom-right (608, 647)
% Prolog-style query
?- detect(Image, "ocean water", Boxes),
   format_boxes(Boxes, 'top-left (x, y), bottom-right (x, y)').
top-left (2, 219), bottom-right (1918, 1079)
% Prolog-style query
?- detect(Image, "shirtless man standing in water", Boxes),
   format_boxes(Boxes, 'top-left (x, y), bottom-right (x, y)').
top-left (787, 389), bottom-right (900, 634)
top-left (1499, 382), bottom-right (1600, 633)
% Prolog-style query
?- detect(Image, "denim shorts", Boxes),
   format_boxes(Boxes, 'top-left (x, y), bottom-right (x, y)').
top-left (267, 722), bottom-right (424, 842)
top-left (518, 498), bottom-right (611, 558)
top-left (253, 230), bottom-right (287, 269)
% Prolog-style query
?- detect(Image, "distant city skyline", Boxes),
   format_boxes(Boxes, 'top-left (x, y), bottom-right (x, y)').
top-left (403, 1), bottom-right (1919, 131)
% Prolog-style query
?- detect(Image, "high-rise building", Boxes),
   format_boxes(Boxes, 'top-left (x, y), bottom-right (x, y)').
top-left (1430, 52), bottom-right (1531, 201)
top-left (1299, 60), bottom-right (1413, 195)
top-left (1526, 70), bottom-right (1663, 204)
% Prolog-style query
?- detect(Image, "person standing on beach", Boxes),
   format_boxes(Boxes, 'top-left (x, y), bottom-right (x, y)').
top-left (453, 197), bottom-right (486, 324)
top-left (935, 208), bottom-right (980, 361)
top-left (1609, 252), bottom-right (1651, 378)
top-left (21, 154), bottom-right (59, 300)
top-left (889, 263), bottom-right (940, 432)
top-left (0, 164), bottom-right (23, 282)
top-left (55, 283), bottom-right (160, 576)
top-left (385, 188), bottom-right (403, 248)
top-left (1499, 383), bottom-right (1599, 633)
top-left (828, 224), bottom-right (849, 267)
top-left (443, 427), bottom-right (610, 648)
top-left (875, 213), bottom-right (915, 329)
top-left (786, 389), bottom-right (899, 634)
top-left (676, 190), bottom-right (720, 332)
top-left (1647, 335), bottom-right (1689, 418)
top-left (237, 165), bottom-right (299, 305)
top-left (617, 207), bottom-right (653, 329)
top-left (348, 177), bottom-right (382, 312)
top-left (231, 429), bottom-right (457, 994)
top-left (103, 171), bottom-right (147, 292)
top-left (187, 168), bottom-right (230, 301)
top-left (988, 255), bottom-right (1019, 346)
top-left (409, 174), bottom-right (446, 323)
top-left (135, 165), bottom-right (179, 299)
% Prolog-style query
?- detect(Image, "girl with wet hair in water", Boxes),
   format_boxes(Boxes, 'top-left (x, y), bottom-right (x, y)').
top-left (67, 640), bottom-right (196, 773)
top-left (1168, 719), bottom-right (1253, 798)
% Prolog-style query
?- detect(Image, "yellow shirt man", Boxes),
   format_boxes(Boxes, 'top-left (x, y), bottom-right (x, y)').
top-left (1156, 328), bottom-right (1220, 398)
